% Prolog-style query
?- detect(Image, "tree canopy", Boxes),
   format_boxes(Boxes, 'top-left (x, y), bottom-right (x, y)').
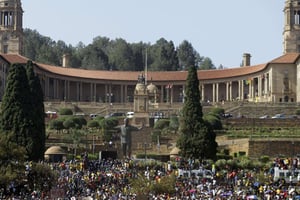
top-left (23, 29), bottom-right (219, 71)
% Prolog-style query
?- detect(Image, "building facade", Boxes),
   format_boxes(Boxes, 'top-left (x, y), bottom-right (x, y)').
top-left (0, 0), bottom-right (22, 54)
top-left (0, 0), bottom-right (299, 105)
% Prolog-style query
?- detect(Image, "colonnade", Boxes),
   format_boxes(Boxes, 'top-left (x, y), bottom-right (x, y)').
top-left (40, 72), bottom-right (272, 104)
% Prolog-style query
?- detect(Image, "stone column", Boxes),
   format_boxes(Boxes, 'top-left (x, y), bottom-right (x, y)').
top-left (212, 83), bottom-right (216, 103)
top-left (249, 79), bottom-right (252, 99)
top-left (90, 83), bottom-right (93, 102)
top-left (45, 77), bottom-right (49, 99)
top-left (229, 81), bottom-right (232, 101)
top-left (76, 82), bottom-right (80, 101)
top-left (226, 82), bottom-right (229, 101)
top-left (105, 85), bottom-right (108, 103)
top-left (160, 85), bottom-right (164, 103)
top-left (216, 83), bottom-right (219, 102)
top-left (238, 80), bottom-right (243, 100)
top-left (94, 83), bottom-right (97, 102)
top-left (201, 84), bottom-right (205, 102)
top-left (64, 80), bottom-right (67, 101)
top-left (258, 76), bottom-right (262, 100)
top-left (265, 73), bottom-right (269, 96)
top-left (121, 84), bottom-right (124, 103)
top-left (170, 86), bottom-right (174, 104)
top-left (124, 85), bottom-right (128, 102)
top-left (182, 85), bottom-right (185, 103)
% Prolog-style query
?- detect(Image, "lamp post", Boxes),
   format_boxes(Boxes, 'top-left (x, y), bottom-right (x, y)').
top-left (106, 93), bottom-right (113, 113)
top-left (93, 134), bottom-right (95, 155)
top-left (144, 142), bottom-right (147, 160)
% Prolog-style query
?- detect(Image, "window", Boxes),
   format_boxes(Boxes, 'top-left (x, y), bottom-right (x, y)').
top-left (279, 172), bottom-right (285, 177)
top-left (3, 45), bottom-right (8, 54)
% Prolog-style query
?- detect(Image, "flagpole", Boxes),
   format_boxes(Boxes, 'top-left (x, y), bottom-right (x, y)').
top-left (145, 48), bottom-right (148, 86)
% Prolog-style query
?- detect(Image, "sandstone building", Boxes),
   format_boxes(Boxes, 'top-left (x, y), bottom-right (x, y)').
top-left (0, 0), bottom-right (299, 106)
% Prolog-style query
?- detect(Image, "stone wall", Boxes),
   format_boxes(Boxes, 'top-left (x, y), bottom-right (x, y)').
top-left (248, 139), bottom-right (300, 158)
top-left (220, 138), bottom-right (300, 158)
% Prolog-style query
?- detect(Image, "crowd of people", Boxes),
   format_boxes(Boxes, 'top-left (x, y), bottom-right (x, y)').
top-left (4, 155), bottom-right (300, 199)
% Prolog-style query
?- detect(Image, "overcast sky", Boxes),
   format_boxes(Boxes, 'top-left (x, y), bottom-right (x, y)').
top-left (22, 0), bottom-right (284, 68)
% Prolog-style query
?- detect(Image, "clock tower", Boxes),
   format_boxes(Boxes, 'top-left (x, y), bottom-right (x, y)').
top-left (283, 0), bottom-right (300, 53)
top-left (0, 0), bottom-right (23, 54)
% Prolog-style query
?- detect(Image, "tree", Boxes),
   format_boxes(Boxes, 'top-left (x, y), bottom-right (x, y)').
top-left (23, 29), bottom-right (73, 66)
top-left (80, 44), bottom-right (109, 70)
top-left (0, 63), bottom-right (35, 159)
top-left (109, 38), bottom-right (135, 71)
top-left (99, 118), bottom-right (119, 142)
top-left (0, 132), bottom-right (27, 194)
top-left (169, 115), bottom-right (179, 134)
top-left (199, 57), bottom-right (216, 70)
top-left (177, 65), bottom-right (217, 161)
top-left (49, 119), bottom-right (64, 133)
top-left (87, 120), bottom-right (100, 129)
top-left (218, 64), bottom-right (224, 69)
top-left (23, 28), bottom-right (220, 71)
top-left (26, 61), bottom-right (46, 161)
top-left (27, 163), bottom-right (58, 194)
top-left (177, 40), bottom-right (197, 70)
top-left (150, 38), bottom-right (179, 71)
top-left (131, 42), bottom-right (149, 71)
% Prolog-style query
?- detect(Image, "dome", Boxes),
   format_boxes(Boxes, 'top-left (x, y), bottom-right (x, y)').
top-left (147, 83), bottom-right (158, 94)
top-left (135, 83), bottom-right (146, 92)
top-left (44, 146), bottom-right (66, 155)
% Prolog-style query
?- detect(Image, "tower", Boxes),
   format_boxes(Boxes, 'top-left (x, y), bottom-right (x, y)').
top-left (0, 0), bottom-right (23, 54)
top-left (283, 0), bottom-right (300, 53)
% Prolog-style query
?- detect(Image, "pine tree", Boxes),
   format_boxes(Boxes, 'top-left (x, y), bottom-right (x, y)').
top-left (26, 61), bottom-right (46, 161)
top-left (177, 65), bottom-right (217, 161)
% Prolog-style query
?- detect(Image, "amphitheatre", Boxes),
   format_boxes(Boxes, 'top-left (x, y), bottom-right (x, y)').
top-left (1, 0), bottom-right (300, 159)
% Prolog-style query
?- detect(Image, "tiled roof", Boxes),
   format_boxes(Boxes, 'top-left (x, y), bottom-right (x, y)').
top-left (36, 63), bottom-right (268, 81)
top-left (270, 53), bottom-right (300, 63)
top-left (0, 54), bottom-right (28, 64)
top-left (198, 64), bottom-right (267, 80)
top-left (0, 53), bottom-right (298, 82)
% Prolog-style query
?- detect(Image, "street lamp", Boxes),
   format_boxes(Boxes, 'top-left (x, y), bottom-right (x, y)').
top-left (93, 134), bottom-right (95, 155)
top-left (144, 142), bottom-right (147, 160)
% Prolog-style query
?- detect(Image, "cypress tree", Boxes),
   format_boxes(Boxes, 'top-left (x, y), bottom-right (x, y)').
top-left (0, 63), bottom-right (33, 157)
top-left (26, 61), bottom-right (46, 161)
top-left (177, 65), bottom-right (218, 161)
top-left (0, 62), bottom-right (45, 161)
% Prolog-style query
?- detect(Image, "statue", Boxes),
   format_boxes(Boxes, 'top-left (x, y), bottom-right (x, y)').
top-left (120, 118), bottom-right (142, 159)
top-left (138, 73), bottom-right (145, 84)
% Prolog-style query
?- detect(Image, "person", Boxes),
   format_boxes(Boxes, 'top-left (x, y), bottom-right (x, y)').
top-left (120, 117), bottom-right (141, 159)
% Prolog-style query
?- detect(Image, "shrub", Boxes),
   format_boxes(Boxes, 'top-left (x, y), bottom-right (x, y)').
top-left (154, 119), bottom-right (170, 129)
top-left (203, 114), bottom-right (222, 130)
top-left (87, 120), bottom-right (100, 128)
top-left (59, 108), bottom-right (73, 115)
top-left (209, 107), bottom-right (225, 116)
top-left (259, 155), bottom-right (270, 163)
top-left (49, 118), bottom-right (64, 133)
